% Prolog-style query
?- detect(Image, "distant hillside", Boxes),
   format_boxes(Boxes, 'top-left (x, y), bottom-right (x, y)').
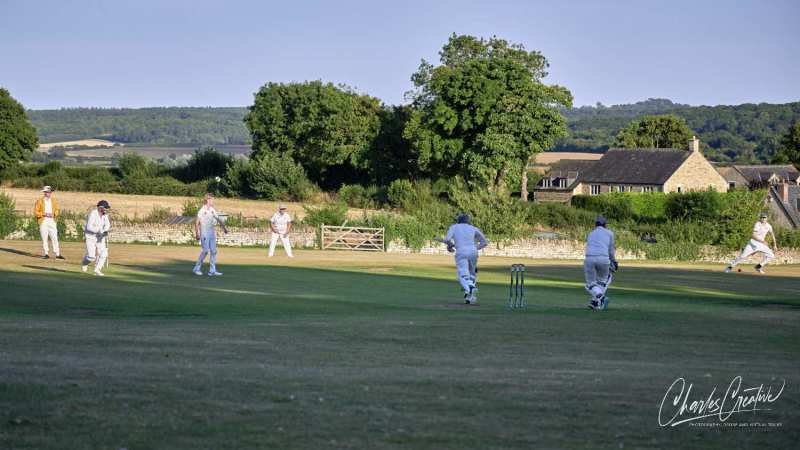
top-left (28, 107), bottom-right (250, 146)
top-left (28, 100), bottom-right (800, 162)
top-left (557, 98), bottom-right (800, 163)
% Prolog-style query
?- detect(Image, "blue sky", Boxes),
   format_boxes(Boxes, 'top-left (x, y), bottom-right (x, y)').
top-left (1, 0), bottom-right (798, 109)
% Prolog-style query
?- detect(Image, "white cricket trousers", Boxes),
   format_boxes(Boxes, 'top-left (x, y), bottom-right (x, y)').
top-left (194, 232), bottom-right (217, 273)
top-left (584, 256), bottom-right (610, 287)
top-left (268, 232), bottom-right (293, 257)
top-left (39, 218), bottom-right (60, 256)
top-left (454, 249), bottom-right (478, 293)
top-left (730, 239), bottom-right (775, 267)
top-left (82, 233), bottom-right (107, 269)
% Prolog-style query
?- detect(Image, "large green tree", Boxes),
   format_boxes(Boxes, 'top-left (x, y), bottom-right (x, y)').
top-left (615, 114), bottom-right (694, 149)
top-left (771, 121), bottom-right (800, 169)
top-left (403, 34), bottom-right (572, 199)
top-left (244, 81), bottom-right (382, 188)
top-left (0, 88), bottom-right (38, 172)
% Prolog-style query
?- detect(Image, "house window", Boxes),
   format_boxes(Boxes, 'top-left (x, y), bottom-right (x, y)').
top-left (797, 198), bottom-right (800, 210)
top-left (618, 185), bottom-right (625, 193)
top-left (559, 178), bottom-right (567, 188)
top-left (677, 186), bottom-right (683, 193)
top-left (643, 186), bottom-right (654, 193)
top-left (729, 181), bottom-right (736, 190)
top-left (542, 178), bottom-right (552, 188)
top-left (591, 184), bottom-right (601, 195)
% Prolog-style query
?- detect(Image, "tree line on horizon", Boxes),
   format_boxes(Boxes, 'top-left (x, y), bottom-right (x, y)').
top-left (26, 99), bottom-right (800, 165)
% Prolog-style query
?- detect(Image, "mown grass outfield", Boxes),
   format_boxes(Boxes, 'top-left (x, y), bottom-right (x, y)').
top-left (1, 241), bottom-right (798, 449)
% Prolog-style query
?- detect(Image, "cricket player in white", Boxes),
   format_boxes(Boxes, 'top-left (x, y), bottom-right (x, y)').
top-left (268, 205), bottom-right (293, 258)
top-left (34, 186), bottom-right (64, 260)
top-left (194, 193), bottom-right (228, 276)
top-left (443, 213), bottom-right (488, 304)
top-left (584, 215), bottom-right (617, 310)
top-left (725, 212), bottom-right (777, 274)
top-left (81, 200), bottom-right (111, 276)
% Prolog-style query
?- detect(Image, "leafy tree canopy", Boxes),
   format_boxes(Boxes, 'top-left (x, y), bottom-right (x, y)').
top-left (771, 121), bottom-right (800, 169)
top-left (404, 34), bottom-right (572, 195)
top-left (245, 81), bottom-right (382, 188)
top-left (615, 114), bottom-right (694, 149)
top-left (0, 88), bottom-right (39, 171)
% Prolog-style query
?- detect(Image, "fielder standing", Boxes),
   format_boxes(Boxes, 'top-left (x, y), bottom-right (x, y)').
top-left (584, 215), bottom-right (617, 310)
top-left (193, 193), bottom-right (228, 276)
top-left (442, 213), bottom-right (488, 304)
top-left (34, 186), bottom-right (64, 260)
top-left (268, 205), bottom-right (293, 258)
top-left (725, 212), bottom-right (777, 274)
top-left (81, 200), bottom-right (111, 276)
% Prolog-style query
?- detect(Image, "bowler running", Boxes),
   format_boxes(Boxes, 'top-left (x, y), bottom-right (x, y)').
top-left (441, 213), bottom-right (488, 305)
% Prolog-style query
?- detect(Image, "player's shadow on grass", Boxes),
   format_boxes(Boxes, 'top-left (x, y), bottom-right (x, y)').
top-left (0, 247), bottom-right (34, 257)
top-left (21, 264), bottom-right (73, 274)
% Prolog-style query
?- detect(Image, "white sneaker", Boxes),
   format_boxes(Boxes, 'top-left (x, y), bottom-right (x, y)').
top-left (193, 270), bottom-right (203, 276)
top-left (724, 266), bottom-right (732, 273)
top-left (81, 265), bottom-right (88, 273)
top-left (468, 286), bottom-right (478, 303)
top-left (208, 271), bottom-right (223, 276)
top-left (94, 270), bottom-right (104, 277)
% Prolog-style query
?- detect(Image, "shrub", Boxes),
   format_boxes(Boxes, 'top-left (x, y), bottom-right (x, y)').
top-left (0, 192), bottom-right (19, 238)
top-left (338, 184), bottom-right (379, 209)
top-left (23, 216), bottom-right (39, 240)
top-left (386, 179), bottom-right (416, 208)
top-left (121, 176), bottom-right (190, 196)
top-left (248, 154), bottom-right (314, 201)
top-left (84, 169), bottom-right (121, 193)
top-left (776, 227), bottom-right (800, 249)
top-left (302, 202), bottom-right (348, 227)
top-left (182, 199), bottom-right (203, 217)
top-left (526, 202), bottom-right (596, 233)
top-left (143, 206), bottom-right (173, 223)
top-left (450, 190), bottom-right (529, 239)
top-left (355, 212), bottom-right (438, 250)
top-left (173, 147), bottom-right (232, 183)
top-left (571, 194), bottom-right (634, 221)
top-left (221, 158), bottom-right (254, 198)
top-left (118, 153), bottom-right (159, 178)
top-left (42, 160), bottom-right (64, 175)
top-left (665, 190), bottom-right (723, 221)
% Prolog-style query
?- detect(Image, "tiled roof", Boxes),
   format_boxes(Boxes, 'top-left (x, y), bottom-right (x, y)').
top-left (580, 148), bottom-right (690, 184)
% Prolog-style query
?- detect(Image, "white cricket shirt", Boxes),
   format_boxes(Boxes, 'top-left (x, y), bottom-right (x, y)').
top-left (444, 223), bottom-right (488, 254)
top-left (271, 212), bottom-right (292, 234)
top-left (84, 209), bottom-right (110, 235)
top-left (197, 205), bottom-right (221, 235)
top-left (752, 221), bottom-right (772, 241)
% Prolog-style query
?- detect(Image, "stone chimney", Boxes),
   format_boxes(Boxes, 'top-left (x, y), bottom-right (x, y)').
top-left (689, 136), bottom-right (700, 153)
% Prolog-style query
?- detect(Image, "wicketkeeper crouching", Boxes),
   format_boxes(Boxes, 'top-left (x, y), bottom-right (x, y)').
top-left (81, 200), bottom-right (111, 276)
top-left (584, 215), bottom-right (617, 310)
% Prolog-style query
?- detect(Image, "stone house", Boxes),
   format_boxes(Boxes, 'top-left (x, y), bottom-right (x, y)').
top-left (533, 137), bottom-right (728, 202)
top-left (767, 182), bottom-right (800, 228)
top-left (715, 164), bottom-right (799, 190)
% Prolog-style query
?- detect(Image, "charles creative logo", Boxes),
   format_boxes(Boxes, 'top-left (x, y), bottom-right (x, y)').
top-left (658, 376), bottom-right (785, 428)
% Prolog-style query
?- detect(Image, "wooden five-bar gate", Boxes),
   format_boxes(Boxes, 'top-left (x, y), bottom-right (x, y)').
top-left (320, 225), bottom-right (385, 252)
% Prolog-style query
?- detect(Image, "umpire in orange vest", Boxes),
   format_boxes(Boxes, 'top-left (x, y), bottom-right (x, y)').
top-left (33, 186), bottom-right (64, 259)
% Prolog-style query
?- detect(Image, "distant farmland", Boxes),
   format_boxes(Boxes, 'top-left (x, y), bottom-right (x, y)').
top-left (67, 144), bottom-right (252, 159)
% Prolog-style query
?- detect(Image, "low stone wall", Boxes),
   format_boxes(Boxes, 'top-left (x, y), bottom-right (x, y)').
top-left (387, 239), bottom-right (800, 265)
top-left (7, 220), bottom-right (799, 264)
top-left (11, 220), bottom-right (318, 248)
